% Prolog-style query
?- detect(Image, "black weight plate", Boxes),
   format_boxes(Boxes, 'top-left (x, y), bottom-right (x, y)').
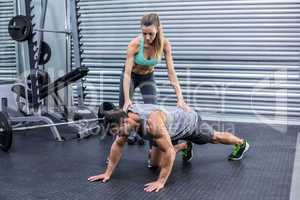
top-left (0, 111), bottom-right (13, 152)
top-left (39, 41), bottom-right (52, 65)
top-left (8, 15), bottom-right (32, 42)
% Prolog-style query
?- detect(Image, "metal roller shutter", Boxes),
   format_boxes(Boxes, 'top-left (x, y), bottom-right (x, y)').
top-left (75, 0), bottom-right (300, 122)
top-left (0, 0), bottom-right (16, 81)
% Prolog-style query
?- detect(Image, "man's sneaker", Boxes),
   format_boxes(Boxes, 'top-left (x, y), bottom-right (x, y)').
top-left (228, 140), bottom-right (250, 161)
top-left (181, 142), bottom-right (193, 162)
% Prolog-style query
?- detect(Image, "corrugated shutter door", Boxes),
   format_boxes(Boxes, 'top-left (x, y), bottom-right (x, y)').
top-left (0, 0), bottom-right (16, 81)
top-left (76, 0), bottom-right (300, 119)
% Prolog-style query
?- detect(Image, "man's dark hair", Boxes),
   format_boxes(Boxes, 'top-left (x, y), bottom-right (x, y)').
top-left (104, 109), bottom-right (128, 124)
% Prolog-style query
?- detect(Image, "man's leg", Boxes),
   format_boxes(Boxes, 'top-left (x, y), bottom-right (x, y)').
top-left (174, 143), bottom-right (187, 152)
top-left (211, 131), bottom-right (250, 161)
top-left (184, 114), bottom-right (250, 161)
top-left (171, 140), bottom-right (194, 162)
top-left (149, 142), bottom-right (189, 168)
top-left (211, 131), bottom-right (243, 145)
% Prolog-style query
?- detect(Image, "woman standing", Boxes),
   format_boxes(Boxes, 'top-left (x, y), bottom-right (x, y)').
top-left (119, 13), bottom-right (191, 144)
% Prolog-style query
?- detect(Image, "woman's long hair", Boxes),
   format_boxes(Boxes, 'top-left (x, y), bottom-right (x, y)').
top-left (140, 13), bottom-right (164, 60)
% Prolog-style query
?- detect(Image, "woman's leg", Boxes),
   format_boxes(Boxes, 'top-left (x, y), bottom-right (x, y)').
top-left (139, 72), bottom-right (157, 104)
top-left (125, 73), bottom-right (157, 145)
top-left (120, 71), bottom-right (157, 108)
top-left (118, 70), bottom-right (135, 108)
top-left (137, 73), bottom-right (157, 146)
top-left (119, 72), bottom-right (141, 144)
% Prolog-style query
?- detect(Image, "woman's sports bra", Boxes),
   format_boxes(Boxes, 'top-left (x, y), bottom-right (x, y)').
top-left (134, 36), bottom-right (161, 67)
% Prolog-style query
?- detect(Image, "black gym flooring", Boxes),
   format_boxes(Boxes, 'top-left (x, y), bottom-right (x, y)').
top-left (0, 121), bottom-right (299, 200)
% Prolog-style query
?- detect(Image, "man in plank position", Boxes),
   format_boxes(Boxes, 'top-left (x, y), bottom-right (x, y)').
top-left (88, 104), bottom-right (250, 192)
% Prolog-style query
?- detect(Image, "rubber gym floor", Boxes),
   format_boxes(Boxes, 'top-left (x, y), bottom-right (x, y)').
top-left (0, 121), bottom-right (299, 200)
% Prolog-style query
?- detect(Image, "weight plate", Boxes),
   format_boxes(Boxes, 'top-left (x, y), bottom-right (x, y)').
top-left (39, 41), bottom-right (52, 65)
top-left (27, 70), bottom-right (51, 89)
top-left (8, 15), bottom-right (32, 42)
top-left (0, 111), bottom-right (13, 152)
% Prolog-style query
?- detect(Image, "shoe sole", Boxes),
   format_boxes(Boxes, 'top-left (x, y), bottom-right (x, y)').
top-left (228, 142), bottom-right (250, 161)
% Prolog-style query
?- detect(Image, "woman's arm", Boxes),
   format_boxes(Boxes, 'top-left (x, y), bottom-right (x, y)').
top-left (163, 39), bottom-right (184, 100)
top-left (163, 39), bottom-right (191, 111)
top-left (122, 38), bottom-right (139, 109)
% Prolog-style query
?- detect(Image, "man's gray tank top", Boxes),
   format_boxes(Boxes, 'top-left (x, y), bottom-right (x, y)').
top-left (129, 104), bottom-right (198, 140)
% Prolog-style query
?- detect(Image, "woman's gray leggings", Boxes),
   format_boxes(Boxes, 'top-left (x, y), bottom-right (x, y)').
top-left (119, 71), bottom-right (157, 107)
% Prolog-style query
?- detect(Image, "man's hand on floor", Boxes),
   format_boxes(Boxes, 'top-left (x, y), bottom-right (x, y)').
top-left (144, 180), bottom-right (165, 192)
top-left (88, 173), bottom-right (110, 183)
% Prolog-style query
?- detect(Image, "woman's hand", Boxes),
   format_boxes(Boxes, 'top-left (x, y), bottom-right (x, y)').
top-left (122, 99), bottom-right (133, 111)
top-left (177, 98), bottom-right (192, 112)
top-left (88, 173), bottom-right (110, 183)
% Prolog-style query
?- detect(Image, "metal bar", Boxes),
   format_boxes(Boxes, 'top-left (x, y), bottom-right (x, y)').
top-left (33, 28), bottom-right (71, 34)
top-left (36, 0), bottom-right (48, 66)
top-left (24, 0), bottom-right (39, 111)
top-left (12, 117), bottom-right (104, 131)
top-left (1, 98), bottom-right (8, 113)
top-left (11, 116), bottom-right (63, 141)
top-left (65, 0), bottom-right (72, 110)
top-left (70, 0), bottom-right (84, 106)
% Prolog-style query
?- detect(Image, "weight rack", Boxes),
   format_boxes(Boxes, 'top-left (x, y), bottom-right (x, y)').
top-left (5, 0), bottom-right (94, 141)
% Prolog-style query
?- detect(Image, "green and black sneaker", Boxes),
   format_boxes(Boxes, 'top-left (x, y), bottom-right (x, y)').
top-left (181, 141), bottom-right (193, 162)
top-left (228, 140), bottom-right (250, 161)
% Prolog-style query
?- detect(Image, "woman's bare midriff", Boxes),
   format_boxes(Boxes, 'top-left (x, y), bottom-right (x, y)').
top-left (132, 64), bottom-right (154, 75)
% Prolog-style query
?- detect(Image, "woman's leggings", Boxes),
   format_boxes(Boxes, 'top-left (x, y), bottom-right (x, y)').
top-left (119, 71), bottom-right (157, 107)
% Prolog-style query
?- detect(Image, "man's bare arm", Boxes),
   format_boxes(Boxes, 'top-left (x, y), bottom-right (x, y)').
top-left (144, 111), bottom-right (176, 192)
top-left (154, 132), bottom-right (176, 185)
top-left (88, 135), bottom-right (127, 183)
top-left (105, 136), bottom-right (127, 176)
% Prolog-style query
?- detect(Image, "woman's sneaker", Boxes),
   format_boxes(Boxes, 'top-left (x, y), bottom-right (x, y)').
top-left (228, 140), bottom-right (250, 161)
top-left (127, 135), bottom-right (137, 145)
top-left (181, 142), bottom-right (193, 162)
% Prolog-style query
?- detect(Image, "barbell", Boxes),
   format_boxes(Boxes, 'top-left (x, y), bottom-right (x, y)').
top-left (0, 102), bottom-right (127, 152)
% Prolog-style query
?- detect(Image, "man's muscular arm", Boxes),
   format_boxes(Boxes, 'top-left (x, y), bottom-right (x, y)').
top-left (105, 136), bottom-right (128, 176)
top-left (88, 135), bottom-right (127, 182)
top-left (144, 111), bottom-right (176, 192)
